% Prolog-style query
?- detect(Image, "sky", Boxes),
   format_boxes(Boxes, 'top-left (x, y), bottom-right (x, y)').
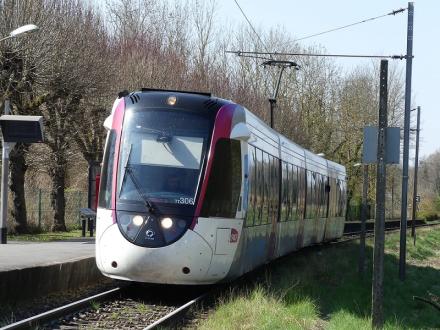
top-left (217, 0), bottom-right (439, 160)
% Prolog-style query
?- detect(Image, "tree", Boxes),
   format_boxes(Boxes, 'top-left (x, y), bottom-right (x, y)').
top-left (38, 1), bottom-right (110, 230)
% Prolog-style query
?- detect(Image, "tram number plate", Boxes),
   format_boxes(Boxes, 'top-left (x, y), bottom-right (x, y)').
top-left (176, 197), bottom-right (195, 205)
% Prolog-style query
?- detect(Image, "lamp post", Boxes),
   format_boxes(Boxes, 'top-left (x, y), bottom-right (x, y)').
top-left (0, 24), bottom-right (39, 42)
top-left (0, 23), bottom-right (39, 244)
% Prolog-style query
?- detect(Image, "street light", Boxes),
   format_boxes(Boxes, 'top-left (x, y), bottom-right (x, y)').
top-left (0, 24), bottom-right (39, 42)
top-left (0, 23), bottom-right (39, 244)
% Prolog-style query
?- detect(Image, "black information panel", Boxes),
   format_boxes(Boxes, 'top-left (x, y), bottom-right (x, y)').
top-left (0, 115), bottom-right (44, 143)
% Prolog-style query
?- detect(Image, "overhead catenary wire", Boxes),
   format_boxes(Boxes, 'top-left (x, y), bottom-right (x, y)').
top-left (295, 7), bottom-right (407, 42)
top-left (227, 6), bottom-right (408, 61)
top-left (233, 0), bottom-right (273, 59)
top-left (226, 50), bottom-right (409, 60)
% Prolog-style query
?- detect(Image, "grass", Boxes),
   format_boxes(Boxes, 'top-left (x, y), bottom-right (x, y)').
top-left (135, 303), bottom-right (151, 313)
top-left (198, 226), bottom-right (440, 329)
top-left (7, 229), bottom-right (84, 241)
top-left (90, 300), bottom-right (101, 311)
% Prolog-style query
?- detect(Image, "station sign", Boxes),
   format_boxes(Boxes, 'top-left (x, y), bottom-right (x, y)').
top-left (362, 126), bottom-right (400, 164)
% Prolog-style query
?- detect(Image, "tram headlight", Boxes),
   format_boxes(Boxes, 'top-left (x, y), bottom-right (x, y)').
top-left (117, 212), bottom-right (145, 241)
top-left (167, 95), bottom-right (177, 106)
top-left (132, 215), bottom-right (144, 226)
top-left (160, 217), bottom-right (173, 229)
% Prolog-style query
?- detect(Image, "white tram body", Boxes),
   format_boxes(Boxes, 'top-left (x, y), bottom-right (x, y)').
top-left (95, 90), bottom-right (347, 284)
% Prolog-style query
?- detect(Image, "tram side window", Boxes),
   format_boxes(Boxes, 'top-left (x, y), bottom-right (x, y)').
top-left (337, 179), bottom-right (346, 217)
top-left (271, 155), bottom-right (280, 223)
top-left (315, 174), bottom-right (321, 218)
top-left (306, 171), bottom-right (316, 219)
top-left (201, 139), bottom-right (242, 218)
top-left (290, 164), bottom-right (299, 220)
top-left (281, 162), bottom-right (289, 222)
top-left (334, 179), bottom-right (342, 217)
top-left (298, 167), bottom-right (306, 218)
top-left (245, 146), bottom-right (257, 227)
top-left (98, 129), bottom-right (117, 209)
top-left (316, 174), bottom-right (322, 217)
top-left (318, 174), bottom-right (327, 218)
top-left (329, 177), bottom-right (337, 217)
top-left (255, 149), bottom-right (264, 225)
top-left (261, 152), bottom-right (270, 224)
top-left (324, 176), bottom-right (330, 218)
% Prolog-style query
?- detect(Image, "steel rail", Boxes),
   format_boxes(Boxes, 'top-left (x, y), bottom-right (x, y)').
top-left (143, 293), bottom-right (208, 330)
top-left (342, 222), bottom-right (440, 242)
top-left (0, 287), bottom-right (121, 330)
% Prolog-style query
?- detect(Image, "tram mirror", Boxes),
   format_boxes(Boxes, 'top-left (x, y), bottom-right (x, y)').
top-left (103, 115), bottom-right (112, 130)
top-left (230, 123), bottom-right (251, 141)
top-left (0, 115), bottom-right (44, 143)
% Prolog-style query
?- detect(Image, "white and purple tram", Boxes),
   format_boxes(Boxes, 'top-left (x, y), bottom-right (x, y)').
top-left (95, 89), bottom-right (347, 284)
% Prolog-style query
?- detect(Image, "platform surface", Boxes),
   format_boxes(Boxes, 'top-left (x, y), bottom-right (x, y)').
top-left (0, 238), bottom-right (95, 271)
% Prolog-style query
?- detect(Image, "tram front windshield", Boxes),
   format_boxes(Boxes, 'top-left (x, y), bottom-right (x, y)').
top-left (118, 108), bottom-right (211, 207)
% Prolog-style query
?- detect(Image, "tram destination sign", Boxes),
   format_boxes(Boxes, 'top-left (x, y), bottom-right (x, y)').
top-left (362, 126), bottom-right (400, 164)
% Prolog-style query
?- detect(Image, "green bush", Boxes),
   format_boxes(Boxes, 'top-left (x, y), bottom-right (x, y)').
top-left (419, 211), bottom-right (439, 222)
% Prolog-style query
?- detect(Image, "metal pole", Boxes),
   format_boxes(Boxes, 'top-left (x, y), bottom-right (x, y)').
top-left (411, 106), bottom-right (420, 243)
top-left (391, 174), bottom-right (394, 219)
top-left (359, 164), bottom-right (368, 276)
top-left (0, 100), bottom-right (12, 244)
top-left (38, 188), bottom-right (42, 230)
top-left (372, 59), bottom-right (388, 329)
top-left (268, 66), bottom-right (286, 129)
top-left (399, 1), bottom-right (414, 281)
top-left (273, 66), bottom-right (285, 100)
top-left (269, 99), bottom-right (276, 129)
top-left (0, 143), bottom-right (9, 243)
top-left (87, 161), bottom-right (92, 209)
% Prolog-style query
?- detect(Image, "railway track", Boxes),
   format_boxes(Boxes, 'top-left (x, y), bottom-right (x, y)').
top-left (343, 220), bottom-right (440, 237)
top-left (2, 221), bottom-right (438, 330)
top-left (0, 284), bottom-right (210, 330)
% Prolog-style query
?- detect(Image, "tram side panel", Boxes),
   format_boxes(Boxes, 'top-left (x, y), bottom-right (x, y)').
top-left (233, 113), bottom-right (281, 275)
top-left (276, 136), bottom-right (306, 258)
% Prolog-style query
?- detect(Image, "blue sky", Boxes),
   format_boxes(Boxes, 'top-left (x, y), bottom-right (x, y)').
top-left (218, 0), bottom-right (439, 159)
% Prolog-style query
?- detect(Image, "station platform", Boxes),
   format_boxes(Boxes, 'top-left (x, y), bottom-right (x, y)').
top-left (0, 238), bottom-right (104, 302)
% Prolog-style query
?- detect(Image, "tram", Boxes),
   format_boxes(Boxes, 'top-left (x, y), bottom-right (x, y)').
top-left (95, 89), bottom-right (347, 284)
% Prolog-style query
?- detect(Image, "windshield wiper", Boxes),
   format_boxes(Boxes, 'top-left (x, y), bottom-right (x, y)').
top-left (120, 144), bottom-right (156, 213)
top-left (136, 126), bottom-right (172, 143)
